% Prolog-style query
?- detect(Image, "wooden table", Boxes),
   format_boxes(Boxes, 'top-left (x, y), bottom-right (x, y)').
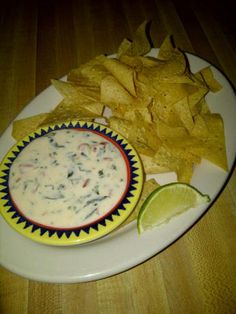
top-left (0, 1), bottom-right (236, 313)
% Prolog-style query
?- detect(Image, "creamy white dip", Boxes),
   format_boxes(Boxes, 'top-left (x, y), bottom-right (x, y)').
top-left (9, 129), bottom-right (128, 228)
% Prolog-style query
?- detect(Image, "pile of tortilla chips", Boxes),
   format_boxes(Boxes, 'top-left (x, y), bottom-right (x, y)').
top-left (12, 21), bottom-right (227, 188)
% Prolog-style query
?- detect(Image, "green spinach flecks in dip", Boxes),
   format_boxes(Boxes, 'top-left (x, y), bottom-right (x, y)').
top-left (9, 129), bottom-right (128, 228)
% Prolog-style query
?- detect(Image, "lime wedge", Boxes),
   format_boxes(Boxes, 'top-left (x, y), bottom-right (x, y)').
top-left (137, 182), bottom-right (210, 233)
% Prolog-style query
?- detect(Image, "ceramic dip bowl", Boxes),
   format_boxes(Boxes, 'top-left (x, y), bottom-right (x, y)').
top-left (0, 121), bottom-right (143, 245)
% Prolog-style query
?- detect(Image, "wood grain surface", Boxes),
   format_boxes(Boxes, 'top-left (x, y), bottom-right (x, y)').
top-left (0, 0), bottom-right (236, 313)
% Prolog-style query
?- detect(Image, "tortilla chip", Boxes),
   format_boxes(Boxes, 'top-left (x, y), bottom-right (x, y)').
top-left (200, 114), bottom-right (227, 170)
top-left (103, 58), bottom-right (137, 96)
top-left (199, 66), bottom-right (222, 93)
top-left (174, 97), bottom-right (194, 132)
top-left (160, 72), bottom-right (197, 84)
top-left (12, 113), bottom-right (49, 141)
top-left (40, 100), bottom-right (100, 126)
top-left (67, 55), bottom-right (109, 87)
top-left (140, 154), bottom-right (169, 174)
top-left (162, 137), bottom-right (202, 164)
top-left (138, 56), bottom-right (162, 68)
top-left (133, 78), bottom-right (154, 108)
top-left (158, 35), bottom-right (175, 60)
top-left (129, 20), bottom-right (151, 56)
top-left (139, 50), bottom-right (187, 85)
top-left (199, 98), bottom-right (211, 114)
top-left (154, 145), bottom-right (194, 183)
top-left (190, 114), bottom-right (209, 138)
top-left (83, 102), bottom-right (104, 116)
top-left (143, 47), bottom-right (187, 83)
top-left (100, 75), bottom-right (135, 106)
top-left (154, 82), bottom-right (197, 106)
top-left (119, 55), bottom-right (143, 72)
top-left (117, 38), bottom-right (132, 58)
top-left (131, 111), bottom-right (161, 151)
top-left (109, 115), bottom-right (161, 157)
top-left (188, 88), bottom-right (209, 116)
top-left (123, 107), bottom-right (153, 123)
top-left (117, 20), bottom-right (151, 57)
top-left (104, 103), bottom-right (126, 119)
top-left (51, 79), bottom-right (100, 102)
top-left (154, 117), bottom-right (188, 139)
top-left (176, 160), bottom-right (194, 183)
top-left (163, 49), bottom-right (187, 77)
top-left (60, 97), bottom-right (104, 116)
top-left (109, 117), bottom-right (155, 156)
top-left (151, 83), bottom-right (197, 126)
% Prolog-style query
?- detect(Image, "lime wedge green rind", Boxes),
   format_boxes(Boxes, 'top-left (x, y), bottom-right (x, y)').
top-left (137, 182), bottom-right (211, 234)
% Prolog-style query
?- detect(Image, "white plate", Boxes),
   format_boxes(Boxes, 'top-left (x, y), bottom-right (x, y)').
top-left (0, 49), bottom-right (236, 283)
